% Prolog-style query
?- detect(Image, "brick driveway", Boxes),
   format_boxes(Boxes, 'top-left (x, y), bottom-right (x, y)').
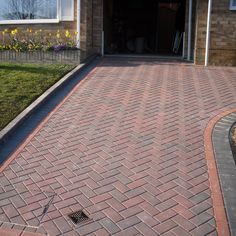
top-left (0, 58), bottom-right (236, 236)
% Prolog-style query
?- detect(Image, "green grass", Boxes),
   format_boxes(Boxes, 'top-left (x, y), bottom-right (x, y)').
top-left (0, 63), bottom-right (74, 130)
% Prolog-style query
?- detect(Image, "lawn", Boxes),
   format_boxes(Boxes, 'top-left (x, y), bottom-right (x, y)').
top-left (0, 63), bottom-right (74, 131)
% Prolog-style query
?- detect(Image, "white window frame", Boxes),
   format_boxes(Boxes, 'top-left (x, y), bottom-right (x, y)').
top-left (0, 19), bottom-right (60, 24)
top-left (230, 0), bottom-right (236, 10)
top-left (0, 0), bottom-right (74, 24)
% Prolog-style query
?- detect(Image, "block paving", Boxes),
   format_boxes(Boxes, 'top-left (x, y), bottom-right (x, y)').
top-left (0, 58), bottom-right (236, 235)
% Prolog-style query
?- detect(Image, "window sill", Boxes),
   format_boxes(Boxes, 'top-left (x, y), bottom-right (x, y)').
top-left (0, 19), bottom-right (60, 25)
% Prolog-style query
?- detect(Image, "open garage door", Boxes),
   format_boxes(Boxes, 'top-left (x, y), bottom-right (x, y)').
top-left (103, 0), bottom-right (186, 56)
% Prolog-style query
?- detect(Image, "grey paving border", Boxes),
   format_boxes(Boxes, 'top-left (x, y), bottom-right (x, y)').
top-left (0, 55), bottom-right (98, 143)
top-left (212, 112), bottom-right (236, 236)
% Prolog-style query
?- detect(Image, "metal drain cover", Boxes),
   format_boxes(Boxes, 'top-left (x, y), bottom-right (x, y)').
top-left (68, 211), bottom-right (89, 225)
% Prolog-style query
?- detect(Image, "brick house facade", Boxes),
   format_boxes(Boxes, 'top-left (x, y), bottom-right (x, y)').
top-left (195, 0), bottom-right (236, 65)
top-left (0, 0), bottom-right (235, 66)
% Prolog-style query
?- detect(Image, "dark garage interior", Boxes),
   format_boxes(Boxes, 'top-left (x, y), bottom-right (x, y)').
top-left (103, 0), bottom-right (186, 55)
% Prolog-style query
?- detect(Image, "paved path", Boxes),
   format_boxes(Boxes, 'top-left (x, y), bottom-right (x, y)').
top-left (0, 58), bottom-right (236, 236)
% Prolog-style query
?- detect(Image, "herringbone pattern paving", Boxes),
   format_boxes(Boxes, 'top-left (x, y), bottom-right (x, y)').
top-left (0, 58), bottom-right (236, 235)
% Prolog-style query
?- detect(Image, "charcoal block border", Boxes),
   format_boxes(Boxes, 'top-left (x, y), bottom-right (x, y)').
top-left (212, 112), bottom-right (236, 235)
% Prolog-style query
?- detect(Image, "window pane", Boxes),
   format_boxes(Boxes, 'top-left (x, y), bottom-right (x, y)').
top-left (0, 0), bottom-right (57, 21)
top-left (233, 0), bottom-right (236, 6)
top-left (61, 0), bottom-right (73, 20)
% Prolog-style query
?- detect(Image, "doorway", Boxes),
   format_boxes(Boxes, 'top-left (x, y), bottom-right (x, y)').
top-left (103, 0), bottom-right (186, 56)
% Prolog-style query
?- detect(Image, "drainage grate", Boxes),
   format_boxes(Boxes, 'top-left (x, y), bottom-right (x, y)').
top-left (68, 211), bottom-right (89, 225)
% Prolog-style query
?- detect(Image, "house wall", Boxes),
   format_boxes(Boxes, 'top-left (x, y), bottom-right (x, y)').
top-left (80, 0), bottom-right (91, 55)
top-left (92, 0), bottom-right (103, 54)
top-left (77, 0), bottom-right (103, 58)
top-left (195, 0), bottom-right (236, 66)
top-left (1, 0), bottom-right (234, 66)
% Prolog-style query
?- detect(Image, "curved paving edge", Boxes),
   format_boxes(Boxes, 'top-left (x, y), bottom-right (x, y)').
top-left (212, 112), bottom-right (236, 236)
top-left (204, 109), bottom-right (236, 236)
top-left (0, 55), bottom-right (98, 143)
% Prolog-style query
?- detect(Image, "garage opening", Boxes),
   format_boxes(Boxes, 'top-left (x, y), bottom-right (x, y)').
top-left (103, 0), bottom-right (186, 56)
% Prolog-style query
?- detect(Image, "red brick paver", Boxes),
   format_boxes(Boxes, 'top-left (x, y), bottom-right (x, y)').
top-left (1, 58), bottom-right (236, 235)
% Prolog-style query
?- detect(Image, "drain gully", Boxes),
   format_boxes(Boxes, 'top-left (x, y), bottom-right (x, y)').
top-left (68, 211), bottom-right (89, 225)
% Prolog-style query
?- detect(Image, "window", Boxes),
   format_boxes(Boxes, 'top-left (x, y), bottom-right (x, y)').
top-left (0, 0), bottom-right (74, 24)
top-left (230, 0), bottom-right (236, 10)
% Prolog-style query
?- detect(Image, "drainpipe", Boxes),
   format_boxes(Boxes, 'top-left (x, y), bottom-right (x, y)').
top-left (77, 0), bottom-right (81, 48)
top-left (182, 32), bottom-right (185, 58)
top-left (205, 0), bottom-right (212, 66)
top-left (101, 0), bottom-right (104, 56)
top-left (187, 0), bottom-right (192, 61)
top-left (102, 31), bottom-right (104, 56)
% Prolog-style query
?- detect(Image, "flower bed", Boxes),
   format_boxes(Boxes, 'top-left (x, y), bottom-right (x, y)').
top-left (0, 28), bottom-right (81, 64)
top-left (0, 28), bottom-right (78, 51)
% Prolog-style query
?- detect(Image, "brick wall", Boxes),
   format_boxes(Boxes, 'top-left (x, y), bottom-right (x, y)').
top-left (80, 0), bottom-right (88, 53)
top-left (92, 0), bottom-right (103, 54)
top-left (80, 0), bottom-right (102, 58)
top-left (195, 0), bottom-right (236, 66)
top-left (0, 22), bottom-right (77, 43)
